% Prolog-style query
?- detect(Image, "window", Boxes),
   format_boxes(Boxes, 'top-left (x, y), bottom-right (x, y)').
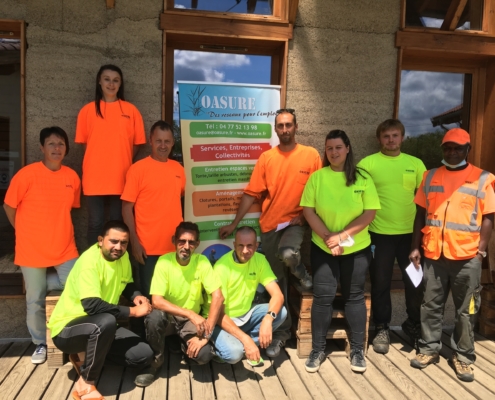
top-left (0, 20), bottom-right (25, 260)
top-left (174, 0), bottom-right (273, 16)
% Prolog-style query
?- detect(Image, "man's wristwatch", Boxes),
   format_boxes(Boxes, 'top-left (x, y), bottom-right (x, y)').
top-left (477, 250), bottom-right (487, 258)
top-left (266, 311), bottom-right (277, 319)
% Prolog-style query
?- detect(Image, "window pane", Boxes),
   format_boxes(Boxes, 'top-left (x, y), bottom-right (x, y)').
top-left (398, 70), bottom-right (471, 169)
top-left (174, 0), bottom-right (273, 16)
top-left (0, 38), bottom-right (21, 258)
top-left (406, 0), bottom-right (483, 31)
top-left (173, 50), bottom-right (271, 161)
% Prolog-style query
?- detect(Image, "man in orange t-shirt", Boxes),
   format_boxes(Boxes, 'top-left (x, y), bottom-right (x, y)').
top-left (122, 121), bottom-right (185, 298)
top-left (409, 128), bottom-right (495, 382)
top-left (219, 109), bottom-right (321, 356)
top-left (3, 126), bottom-right (80, 364)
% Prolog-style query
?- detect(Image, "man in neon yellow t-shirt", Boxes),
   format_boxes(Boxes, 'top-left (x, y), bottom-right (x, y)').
top-left (206, 226), bottom-right (286, 364)
top-left (48, 220), bottom-right (153, 400)
top-left (135, 221), bottom-right (224, 387)
top-left (358, 119), bottom-right (426, 354)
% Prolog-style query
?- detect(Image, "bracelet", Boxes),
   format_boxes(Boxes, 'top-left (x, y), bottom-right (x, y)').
top-left (341, 230), bottom-right (350, 239)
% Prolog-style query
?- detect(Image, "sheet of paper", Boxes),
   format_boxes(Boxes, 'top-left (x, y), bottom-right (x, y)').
top-left (275, 221), bottom-right (290, 232)
top-left (339, 236), bottom-right (355, 247)
top-left (406, 262), bottom-right (423, 287)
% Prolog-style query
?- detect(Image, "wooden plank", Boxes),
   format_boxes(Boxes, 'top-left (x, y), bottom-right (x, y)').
top-left (41, 363), bottom-right (77, 400)
top-left (365, 345), bottom-right (430, 400)
top-left (288, 0), bottom-right (299, 24)
top-left (16, 362), bottom-right (57, 399)
top-left (210, 362), bottom-right (240, 400)
top-left (473, 331), bottom-right (495, 353)
top-left (271, 349), bottom-right (312, 400)
top-left (391, 331), bottom-right (477, 400)
top-left (441, 0), bottom-right (468, 31)
top-left (118, 368), bottom-right (143, 400)
top-left (160, 13), bottom-right (293, 40)
top-left (190, 363), bottom-right (214, 400)
top-left (0, 343), bottom-right (36, 400)
top-left (0, 341), bottom-right (31, 384)
top-left (143, 347), bottom-right (168, 400)
top-left (232, 359), bottom-right (264, 400)
top-left (328, 340), bottom-right (406, 400)
top-left (250, 356), bottom-right (288, 400)
top-left (285, 346), bottom-right (336, 400)
top-left (168, 352), bottom-right (191, 400)
top-left (96, 365), bottom-right (124, 400)
top-left (317, 355), bottom-right (361, 399)
top-left (0, 343), bottom-right (12, 358)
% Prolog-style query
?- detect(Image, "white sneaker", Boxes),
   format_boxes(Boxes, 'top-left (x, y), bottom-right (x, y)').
top-left (31, 344), bottom-right (47, 364)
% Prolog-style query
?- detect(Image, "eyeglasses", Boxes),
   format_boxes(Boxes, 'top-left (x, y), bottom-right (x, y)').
top-left (276, 108), bottom-right (295, 115)
top-left (177, 239), bottom-right (198, 247)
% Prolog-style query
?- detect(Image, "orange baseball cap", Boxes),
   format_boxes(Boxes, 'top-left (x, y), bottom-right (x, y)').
top-left (441, 128), bottom-right (470, 145)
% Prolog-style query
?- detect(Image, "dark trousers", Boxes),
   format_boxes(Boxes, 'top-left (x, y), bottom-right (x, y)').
top-left (53, 313), bottom-right (153, 381)
top-left (86, 195), bottom-right (123, 247)
top-left (260, 225), bottom-right (308, 342)
top-left (145, 309), bottom-right (213, 368)
top-left (311, 243), bottom-right (370, 352)
top-left (369, 232), bottom-right (424, 325)
top-left (419, 256), bottom-right (482, 364)
top-left (138, 255), bottom-right (159, 299)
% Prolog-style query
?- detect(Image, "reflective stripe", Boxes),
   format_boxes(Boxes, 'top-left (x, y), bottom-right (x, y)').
top-left (445, 222), bottom-right (481, 233)
top-left (428, 186), bottom-right (444, 193)
top-left (426, 219), bottom-right (442, 227)
top-left (458, 187), bottom-right (480, 197)
top-left (423, 168), bottom-right (438, 221)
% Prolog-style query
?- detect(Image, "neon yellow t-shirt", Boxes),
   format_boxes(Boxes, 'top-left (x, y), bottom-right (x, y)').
top-left (203, 251), bottom-right (277, 318)
top-left (149, 252), bottom-right (221, 315)
top-left (48, 244), bottom-right (133, 337)
top-left (358, 152), bottom-right (426, 234)
top-left (300, 167), bottom-right (381, 255)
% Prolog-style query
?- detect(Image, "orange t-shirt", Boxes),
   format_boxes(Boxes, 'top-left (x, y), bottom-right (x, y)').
top-left (4, 162), bottom-right (80, 267)
top-left (121, 156), bottom-right (186, 255)
top-left (244, 144), bottom-right (322, 233)
top-left (75, 100), bottom-right (146, 195)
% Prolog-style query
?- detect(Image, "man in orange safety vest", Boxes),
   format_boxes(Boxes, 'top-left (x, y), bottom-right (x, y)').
top-left (408, 128), bottom-right (495, 383)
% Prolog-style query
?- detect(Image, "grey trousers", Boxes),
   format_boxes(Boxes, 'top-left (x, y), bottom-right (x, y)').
top-left (261, 224), bottom-right (308, 342)
top-left (419, 256), bottom-right (482, 364)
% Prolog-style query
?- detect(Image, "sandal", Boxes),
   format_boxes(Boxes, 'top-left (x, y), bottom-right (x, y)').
top-left (72, 385), bottom-right (104, 400)
top-left (69, 353), bottom-right (82, 376)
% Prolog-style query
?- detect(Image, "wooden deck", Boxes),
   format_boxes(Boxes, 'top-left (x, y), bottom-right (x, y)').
top-left (0, 330), bottom-right (494, 399)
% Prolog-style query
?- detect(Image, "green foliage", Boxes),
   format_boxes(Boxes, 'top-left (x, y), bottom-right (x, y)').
top-left (401, 131), bottom-right (444, 170)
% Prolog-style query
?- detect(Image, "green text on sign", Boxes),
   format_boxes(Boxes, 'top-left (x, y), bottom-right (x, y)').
top-left (197, 219), bottom-right (261, 241)
top-left (190, 122), bottom-right (272, 138)
top-left (192, 164), bottom-right (255, 185)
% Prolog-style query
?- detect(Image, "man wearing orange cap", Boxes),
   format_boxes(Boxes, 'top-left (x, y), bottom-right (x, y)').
top-left (409, 128), bottom-right (495, 382)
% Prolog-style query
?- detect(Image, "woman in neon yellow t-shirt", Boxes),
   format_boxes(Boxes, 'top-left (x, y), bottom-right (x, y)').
top-left (300, 130), bottom-right (380, 374)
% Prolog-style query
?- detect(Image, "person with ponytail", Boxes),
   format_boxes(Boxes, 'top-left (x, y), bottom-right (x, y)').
top-left (76, 64), bottom-right (146, 247)
top-left (300, 130), bottom-right (380, 373)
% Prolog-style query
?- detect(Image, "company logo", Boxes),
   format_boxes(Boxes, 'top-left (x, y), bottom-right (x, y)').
top-left (249, 272), bottom-right (256, 276)
top-left (354, 189), bottom-right (364, 194)
top-left (405, 169), bottom-right (415, 173)
top-left (66, 185), bottom-right (73, 188)
top-left (121, 114), bottom-right (130, 119)
top-left (299, 170), bottom-right (310, 175)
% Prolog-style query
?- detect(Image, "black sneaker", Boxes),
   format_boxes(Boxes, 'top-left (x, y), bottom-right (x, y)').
top-left (305, 350), bottom-right (326, 373)
top-left (134, 366), bottom-right (157, 387)
top-left (349, 348), bottom-right (367, 372)
top-left (266, 339), bottom-right (284, 358)
top-left (372, 325), bottom-right (390, 354)
top-left (402, 319), bottom-right (420, 349)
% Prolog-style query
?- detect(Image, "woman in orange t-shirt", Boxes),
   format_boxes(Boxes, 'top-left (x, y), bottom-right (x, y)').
top-left (75, 65), bottom-right (146, 247)
top-left (3, 126), bottom-right (80, 365)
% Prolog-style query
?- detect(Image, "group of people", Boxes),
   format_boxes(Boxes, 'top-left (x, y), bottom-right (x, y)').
top-left (3, 64), bottom-right (493, 399)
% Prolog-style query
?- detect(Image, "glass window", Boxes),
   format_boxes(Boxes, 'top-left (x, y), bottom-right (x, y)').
top-left (0, 38), bottom-right (22, 259)
top-left (172, 50), bottom-right (271, 161)
top-left (398, 70), bottom-right (471, 169)
top-left (405, 0), bottom-right (483, 31)
top-left (174, 0), bottom-right (273, 16)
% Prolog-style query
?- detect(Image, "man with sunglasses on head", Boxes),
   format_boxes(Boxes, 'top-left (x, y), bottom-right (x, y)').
top-left (219, 108), bottom-right (321, 357)
top-left (135, 222), bottom-right (224, 387)
top-left (409, 128), bottom-right (495, 383)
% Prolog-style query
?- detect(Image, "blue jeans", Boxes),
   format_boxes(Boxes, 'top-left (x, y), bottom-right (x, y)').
top-left (86, 195), bottom-right (122, 247)
top-left (21, 257), bottom-right (78, 345)
top-left (210, 303), bottom-right (288, 364)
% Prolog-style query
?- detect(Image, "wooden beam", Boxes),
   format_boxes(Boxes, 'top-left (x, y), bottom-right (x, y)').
top-left (0, 20), bottom-right (22, 38)
top-left (396, 30), bottom-right (495, 56)
top-left (106, 0), bottom-right (115, 9)
top-left (288, 0), bottom-right (299, 25)
top-left (160, 12), bottom-right (293, 40)
top-left (484, 0), bottom-right (495, 34)
top-left (440, 0), bottom-right (468, 31)
top-left (393, 47), bottom-right (403, 119)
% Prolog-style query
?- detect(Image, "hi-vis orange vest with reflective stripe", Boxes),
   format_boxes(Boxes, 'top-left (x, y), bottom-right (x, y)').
top-left (421, 166), bottom-right (491, 260)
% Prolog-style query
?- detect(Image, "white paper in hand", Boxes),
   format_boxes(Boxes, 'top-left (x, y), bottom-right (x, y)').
top-left (275, 221), bottom-right (290, 232)
top-left (406, 262), bottom-right (423, 287)
top-left (339, 235), bottom-right (355, 247)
